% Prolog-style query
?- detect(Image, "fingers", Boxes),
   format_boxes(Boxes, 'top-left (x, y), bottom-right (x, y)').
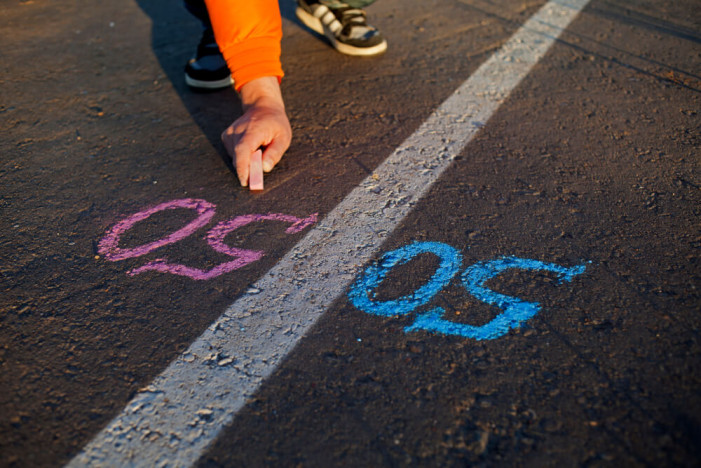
top-left (220, 96), bottom-right (292, 188)
top-left (221, 125), bottom-right (250, 187)
top-left (235, 151), bottom-right (250, 187)
top-left (232, 126), bottom-right (265, 187)
top-left (261, 130), bottom-right (290, 173)
top-left (223, 126), bottom-right (290, 187)
top-left (221, 125), bottom-right (236, 159)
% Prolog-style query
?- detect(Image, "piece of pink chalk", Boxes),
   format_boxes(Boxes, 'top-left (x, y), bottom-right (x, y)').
top-left (249, 149), bottom-right (264, 191)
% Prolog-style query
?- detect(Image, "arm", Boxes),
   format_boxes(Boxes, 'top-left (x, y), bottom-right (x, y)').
top-left (204, 0), bottom-right (290, 186)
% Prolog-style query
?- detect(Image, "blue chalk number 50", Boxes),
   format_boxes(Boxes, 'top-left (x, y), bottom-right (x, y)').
top-left (348, 241), bottom-right (586, 341)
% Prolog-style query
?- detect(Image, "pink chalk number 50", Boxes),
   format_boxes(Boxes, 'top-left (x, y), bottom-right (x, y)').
top-left (98, 198), bottom-right (318, 280)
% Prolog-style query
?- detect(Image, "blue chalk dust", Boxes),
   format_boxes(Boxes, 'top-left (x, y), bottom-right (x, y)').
top-left (348, 241), bottom-right (463, 317)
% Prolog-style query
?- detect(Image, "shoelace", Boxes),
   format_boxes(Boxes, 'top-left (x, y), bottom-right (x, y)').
top-left (339, 8), bottom-right (366, 24)
top-left (338, 8), bottom-right (373, 35)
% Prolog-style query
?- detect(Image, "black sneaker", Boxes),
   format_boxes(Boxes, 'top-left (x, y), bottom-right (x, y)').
top-left (184, 34), bottom-right (234, 90)
top-left (295, 0), bottom-right (387, 56)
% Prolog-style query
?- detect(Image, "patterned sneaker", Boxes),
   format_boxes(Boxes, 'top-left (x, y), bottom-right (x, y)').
top-left (184, 33), bottom-right (234, 90)
top-left (295, 0), bottom-right (387, 56)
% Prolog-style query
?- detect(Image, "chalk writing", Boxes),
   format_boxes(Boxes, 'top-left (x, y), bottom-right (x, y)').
top-left (348, 241), bottom-right (463, 317)
top-left (349, 242), bottom-right (586, 340)
top-left (98, 198), bottom-right (216, 261)
top-left (99, 198), bottom-right (317, 280)
top-left (406, 257), bottom-right (586, 340)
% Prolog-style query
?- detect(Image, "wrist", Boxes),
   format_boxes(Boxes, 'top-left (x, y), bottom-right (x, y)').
top-left (238, 76), bottom-right (285, 111)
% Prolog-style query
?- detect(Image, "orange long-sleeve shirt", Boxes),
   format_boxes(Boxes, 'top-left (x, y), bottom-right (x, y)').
top-left (204, 0), bottom-right (284, 90)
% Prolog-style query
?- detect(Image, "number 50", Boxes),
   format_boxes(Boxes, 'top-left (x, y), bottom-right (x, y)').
top-left (348, 241), bottom-right (586, 341)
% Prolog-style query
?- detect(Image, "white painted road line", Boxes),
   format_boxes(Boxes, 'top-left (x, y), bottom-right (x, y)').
top-left (67, 1), bottom-right (591, 466)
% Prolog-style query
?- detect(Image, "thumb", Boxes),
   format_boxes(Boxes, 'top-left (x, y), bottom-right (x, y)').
top-left (261, 137), bottom-right (288, 173)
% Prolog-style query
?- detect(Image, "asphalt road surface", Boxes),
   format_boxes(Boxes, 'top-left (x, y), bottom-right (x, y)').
top-left (1, 0), bottom-right (699, 466)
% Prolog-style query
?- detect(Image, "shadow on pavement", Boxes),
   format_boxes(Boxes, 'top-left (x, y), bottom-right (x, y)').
top-left (134, 0), bottom-right (241, 172)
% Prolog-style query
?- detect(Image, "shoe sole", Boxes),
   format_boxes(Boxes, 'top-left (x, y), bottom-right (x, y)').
top-left (185, 74), bottom-right (234, 90)
top-left (295, 6), bottom-right (387, 56)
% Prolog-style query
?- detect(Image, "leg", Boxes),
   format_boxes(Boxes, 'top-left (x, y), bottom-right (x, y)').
top-left (183, 0), bottom-right (234, 89)
top-left (184, 0), bottom-right (213, 31)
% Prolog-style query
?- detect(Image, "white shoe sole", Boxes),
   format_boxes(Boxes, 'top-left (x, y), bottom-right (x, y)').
top-left (185, 75), bottom-right (234, 90)
top-left (295, 6), bottom-right (387, 56)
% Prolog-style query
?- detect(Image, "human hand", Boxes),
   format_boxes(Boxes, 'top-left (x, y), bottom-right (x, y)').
top-left (221, 76), bottom-right (292, 187)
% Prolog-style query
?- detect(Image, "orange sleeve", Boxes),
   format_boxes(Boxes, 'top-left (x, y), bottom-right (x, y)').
top-left (204, 0), bottom-right (284, 91)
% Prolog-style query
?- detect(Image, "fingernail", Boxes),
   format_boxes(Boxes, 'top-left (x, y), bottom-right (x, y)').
top-left (263, 160), bottom-right (273, 172)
